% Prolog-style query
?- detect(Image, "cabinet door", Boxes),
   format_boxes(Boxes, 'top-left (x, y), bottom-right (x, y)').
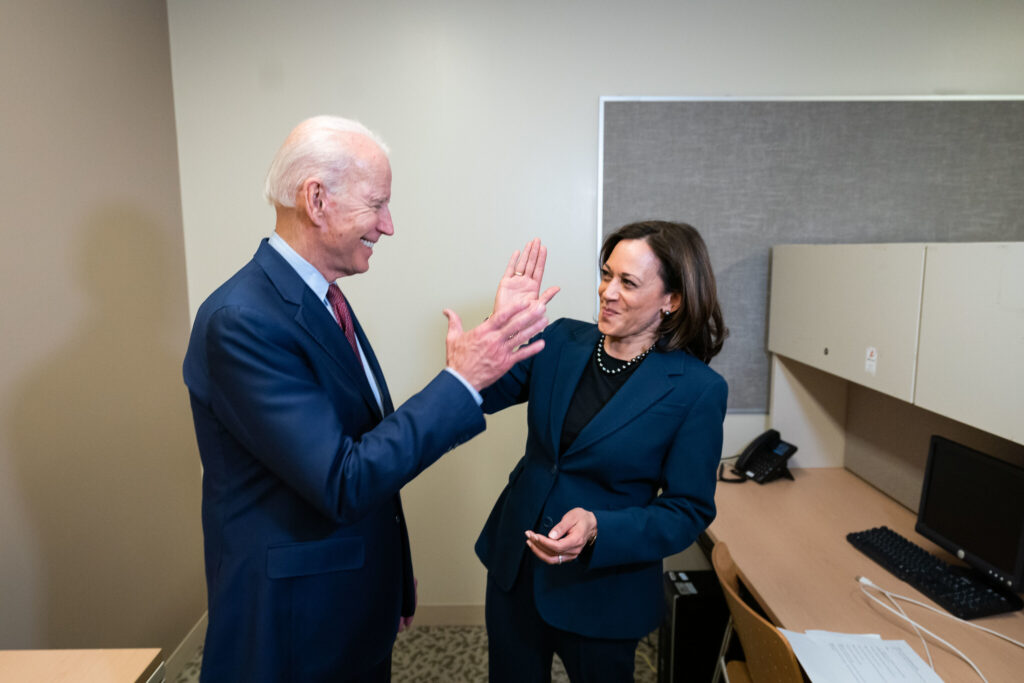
top-left (914, 243), bottom-right (1024, 445)
top-left (768, 244), bottom-right (926, 402)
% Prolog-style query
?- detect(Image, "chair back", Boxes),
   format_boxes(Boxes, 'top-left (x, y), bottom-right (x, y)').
top-left (711, 542), bottom-right (804, 683)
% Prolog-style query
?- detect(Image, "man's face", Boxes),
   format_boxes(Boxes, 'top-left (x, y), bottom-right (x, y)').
top-left (317, 138), bottom-right (394, 279)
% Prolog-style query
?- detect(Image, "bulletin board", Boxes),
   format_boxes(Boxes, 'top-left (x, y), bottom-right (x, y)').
top-left (600, 97), bottom-right (1024, 412)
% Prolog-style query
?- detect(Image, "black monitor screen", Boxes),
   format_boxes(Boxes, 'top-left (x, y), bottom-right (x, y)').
top-left (916, 436), bottom-right (1024, 591)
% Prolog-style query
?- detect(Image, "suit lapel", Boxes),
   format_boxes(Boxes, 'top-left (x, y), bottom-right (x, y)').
top-left (254, 241), bottom-right (383, 420)
top-left (548, 326), bottom-right (601, 457)
top-left (350, 309), bottom-right (393, 416)
top-left (561, 341), bottom-right (687, 459)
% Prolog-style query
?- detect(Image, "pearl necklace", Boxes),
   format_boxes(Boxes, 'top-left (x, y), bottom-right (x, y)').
top-left (595, 334), bottom-right (653, 375)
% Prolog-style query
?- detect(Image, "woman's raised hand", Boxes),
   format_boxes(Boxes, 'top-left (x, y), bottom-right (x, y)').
top-left (492, 238), bottom-right (560, 318)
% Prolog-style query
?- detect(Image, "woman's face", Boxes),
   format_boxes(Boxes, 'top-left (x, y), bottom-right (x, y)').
top-left (598, 238), bottom-right (679, 346)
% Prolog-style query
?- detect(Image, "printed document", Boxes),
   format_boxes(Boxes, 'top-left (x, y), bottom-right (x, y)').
top-left (780, 629), bottom-right (944, 683)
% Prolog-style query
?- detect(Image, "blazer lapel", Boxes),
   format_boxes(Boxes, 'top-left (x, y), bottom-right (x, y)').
top-left (350, 309), bottom-right (393, 416)
top-left (254, 241), bottom-right (383, 419)
top-left (561, 346), bottom-right (686, 458)
top-left (548, 325), bottom-right (601, 457)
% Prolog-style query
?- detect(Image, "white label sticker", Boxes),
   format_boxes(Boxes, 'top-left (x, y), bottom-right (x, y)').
top-left (865, 346), bottom-right (877, 375)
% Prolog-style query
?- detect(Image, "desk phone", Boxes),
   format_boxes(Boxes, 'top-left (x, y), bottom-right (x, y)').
top-left (730, 429), bottom-right (798, 483)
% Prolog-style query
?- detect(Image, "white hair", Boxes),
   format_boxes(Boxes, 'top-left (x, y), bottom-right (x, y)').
top-left (263, 115), bottom-right (390, 208)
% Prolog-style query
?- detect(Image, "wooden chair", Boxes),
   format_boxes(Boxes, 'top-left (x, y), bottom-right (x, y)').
top-left (711, 542), bottom-right (805, 683)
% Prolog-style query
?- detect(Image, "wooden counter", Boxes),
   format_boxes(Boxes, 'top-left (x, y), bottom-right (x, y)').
top-left (707, 468), bottom-right (1024, 682)
top-left (0, 648), bottom-right (163, 682)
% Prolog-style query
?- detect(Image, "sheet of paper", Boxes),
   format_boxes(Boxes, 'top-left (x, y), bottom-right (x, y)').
top-left (780, 629), bottom-right (945, 683)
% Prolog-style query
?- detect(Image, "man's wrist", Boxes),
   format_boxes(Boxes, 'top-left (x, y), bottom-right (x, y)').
top-left (443, 367), bottom-right (483, 406)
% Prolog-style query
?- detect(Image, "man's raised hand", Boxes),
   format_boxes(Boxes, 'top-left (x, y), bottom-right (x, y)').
top-left (444, 300), bottom-right (548, 391)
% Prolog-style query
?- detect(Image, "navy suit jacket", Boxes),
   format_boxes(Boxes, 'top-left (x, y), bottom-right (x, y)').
top-left (475, 318), bottom-right (727, 639)
top-left (183, 240), bottom-right (485, 682)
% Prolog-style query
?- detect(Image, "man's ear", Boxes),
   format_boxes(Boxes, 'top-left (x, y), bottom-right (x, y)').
top-left (302, 179), bottom-right (327, 226)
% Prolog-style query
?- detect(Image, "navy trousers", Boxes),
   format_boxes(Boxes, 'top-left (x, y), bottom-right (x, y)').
top-left (485, 559), bottom-right (639, 683)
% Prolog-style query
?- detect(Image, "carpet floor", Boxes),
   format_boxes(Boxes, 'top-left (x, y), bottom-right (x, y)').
top-left (173, 625), bottom-right (660, 682)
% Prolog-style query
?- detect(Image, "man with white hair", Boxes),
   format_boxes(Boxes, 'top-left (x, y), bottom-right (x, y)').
top-left (183, 116), bottom-right (554, 682)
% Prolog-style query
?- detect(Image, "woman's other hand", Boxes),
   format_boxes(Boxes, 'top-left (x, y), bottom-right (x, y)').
top-left (493, 238), bottom-right (560, 316)
top-left (524, 507), bottom-right (597, 565)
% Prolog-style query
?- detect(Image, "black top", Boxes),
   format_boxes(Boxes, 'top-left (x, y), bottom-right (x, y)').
top-left (559, 342), bottom-right (646, 454)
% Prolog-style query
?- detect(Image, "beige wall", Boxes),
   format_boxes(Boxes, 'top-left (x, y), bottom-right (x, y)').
top-left (0, 0), bottom-right (204, 654)
top-left (166, 0), bottom-right (1024, 612)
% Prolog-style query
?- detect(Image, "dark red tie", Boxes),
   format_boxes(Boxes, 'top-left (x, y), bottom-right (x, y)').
top-left (327, 283), bottom-right (359, 357)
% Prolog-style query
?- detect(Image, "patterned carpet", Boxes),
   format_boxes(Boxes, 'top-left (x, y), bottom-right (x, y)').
top-left (173, 625), bottom-right (660, 682)
top-left (391, 626), bottom-right (660, 682)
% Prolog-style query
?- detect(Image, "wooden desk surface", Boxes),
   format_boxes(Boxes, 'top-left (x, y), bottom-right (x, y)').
top-left (707, 467), bottom-right (1024, 682)
top-left (0, 648), bottom-right (162, 682)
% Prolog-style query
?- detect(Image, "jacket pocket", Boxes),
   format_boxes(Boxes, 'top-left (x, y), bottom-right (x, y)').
top-left (266, 536), bottom-right (364, 579)
top-left (645, 402), bottom-right (688, 417)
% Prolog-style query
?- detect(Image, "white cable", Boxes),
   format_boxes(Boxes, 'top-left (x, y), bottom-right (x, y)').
top-left (857, 577), bottom-right (987, 682)
top-left (857, 576), bottom-right (1024, 650)
top-left (879, 582), bottom-right (934, 668)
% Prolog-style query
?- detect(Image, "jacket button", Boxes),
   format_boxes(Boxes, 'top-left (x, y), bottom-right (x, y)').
top-left (542, 516), bottom-right (554, 529)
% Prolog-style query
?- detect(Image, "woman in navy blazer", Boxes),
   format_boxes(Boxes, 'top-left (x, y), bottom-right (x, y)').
top-left (476, 221), bottom-right (729, 682)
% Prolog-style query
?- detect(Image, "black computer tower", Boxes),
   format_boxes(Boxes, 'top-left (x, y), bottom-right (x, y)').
top-left (657, 569), bottom-right (732, 683)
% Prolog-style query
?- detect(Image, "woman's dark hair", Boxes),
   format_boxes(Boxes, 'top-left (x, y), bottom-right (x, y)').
top-left (600, 220), bottom-right (728, 363)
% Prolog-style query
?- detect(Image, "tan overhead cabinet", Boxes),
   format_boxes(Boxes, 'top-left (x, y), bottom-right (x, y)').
top-left (768, 242), bottom-right (1023, 446)
top-left (914, 242), bottom-right (1024, 444)
top-left (768, 244), bottom-right (927, 403)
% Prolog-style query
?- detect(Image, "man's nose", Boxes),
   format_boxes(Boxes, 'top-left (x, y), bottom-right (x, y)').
top-left (378, 206), bottom-right (394, 235)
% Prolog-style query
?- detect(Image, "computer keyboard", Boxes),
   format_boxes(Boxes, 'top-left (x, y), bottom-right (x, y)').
top-left (847, 526), bottom-right (1024, 620)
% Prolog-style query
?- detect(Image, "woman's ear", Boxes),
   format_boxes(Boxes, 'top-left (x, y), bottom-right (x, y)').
top-left (667, 291), bottom-right (682, 314)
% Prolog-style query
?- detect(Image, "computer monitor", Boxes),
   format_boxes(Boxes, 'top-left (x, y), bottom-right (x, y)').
top-left (916, 436), bottom-right (1024, 592)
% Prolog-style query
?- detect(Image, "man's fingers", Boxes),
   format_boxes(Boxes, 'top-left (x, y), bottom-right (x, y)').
top-left (496, 301), bottom-right (546, 333)
top-left (487, 299), bottom-right (532, 330)
top-left (505, 310), bottom-right (549, 346)
top-left (443, 309), bottom-right (463, 338)
top-left (509, 339), bottom-right (545, 364)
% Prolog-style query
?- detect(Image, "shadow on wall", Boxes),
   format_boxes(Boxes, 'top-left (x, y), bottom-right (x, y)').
top-left (8, 206), bottom-right (205, 649)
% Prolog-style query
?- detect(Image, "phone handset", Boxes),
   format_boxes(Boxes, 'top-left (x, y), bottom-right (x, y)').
top-left (721, 429), bottom-right (798, 484)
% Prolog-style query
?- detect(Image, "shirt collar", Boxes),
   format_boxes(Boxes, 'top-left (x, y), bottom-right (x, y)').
top-left (268, 232), bottom-right (333, 308)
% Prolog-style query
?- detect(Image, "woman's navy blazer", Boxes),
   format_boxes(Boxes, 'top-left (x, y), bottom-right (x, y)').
top-left (476, 318), bottom-right (728, 639)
